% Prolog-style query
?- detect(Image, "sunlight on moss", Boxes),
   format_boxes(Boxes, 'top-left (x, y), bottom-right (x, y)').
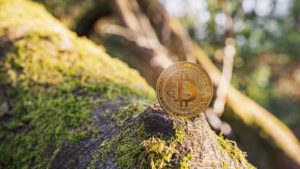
top-left (141, 137), bottom-right (178, 168)
top-left (0, 0), bottom-right (154, 96)
top-left (215, 133), bottom-right (256, 169)
top-left (139, 123), bottom-right (191, 169)
top-left (0, 0), bottom-right (154, 168)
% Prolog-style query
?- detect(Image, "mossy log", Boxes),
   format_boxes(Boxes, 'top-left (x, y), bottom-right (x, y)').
top-left (0, 0), bottom-right (254, 168)
top-left (33, 0), bottom-right (300, 168)
top-left (108, 0), bottom-right (300, 168)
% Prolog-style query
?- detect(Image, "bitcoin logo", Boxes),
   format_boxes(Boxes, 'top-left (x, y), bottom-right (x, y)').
top-left (174, 73), bottom-right (197, 107)
top-left (156, 62), bottom-right (213, 118)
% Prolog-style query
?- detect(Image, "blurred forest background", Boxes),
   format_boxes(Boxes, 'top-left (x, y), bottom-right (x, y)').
top-left (36, 0), bottom-right (300, 138)
top-left (31, 0), bottom-right (300, 168)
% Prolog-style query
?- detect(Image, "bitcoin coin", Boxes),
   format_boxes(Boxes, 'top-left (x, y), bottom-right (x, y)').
top-left (156, 61), bottom-right (213, 118)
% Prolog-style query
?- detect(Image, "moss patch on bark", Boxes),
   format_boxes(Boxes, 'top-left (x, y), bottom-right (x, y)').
top-left (215, 133), bottom-right (256, 169)
top-left (87, 105), bottom-right (192, 169)
top-left (0, 0), bottom-right (154, 168)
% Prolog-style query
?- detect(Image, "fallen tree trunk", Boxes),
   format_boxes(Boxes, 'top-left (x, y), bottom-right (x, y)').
top-left (98, 0), bottom-right (300, 168)
top-left (0, 0), bottom-right (254, 168)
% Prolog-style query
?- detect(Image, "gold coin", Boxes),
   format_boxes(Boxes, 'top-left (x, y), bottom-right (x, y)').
top-left (156, 61), bottom-right (213, 118)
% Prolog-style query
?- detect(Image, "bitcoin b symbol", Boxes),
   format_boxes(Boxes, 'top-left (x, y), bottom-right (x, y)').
top-left (156, 61), bottom-right (213, 118)
top-left (174, 73), bottom-right (197, 107)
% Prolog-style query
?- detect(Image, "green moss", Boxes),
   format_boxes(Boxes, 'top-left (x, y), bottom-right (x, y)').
top-left (141, 137), bottom-right (178, 169)
top-left (0, 0), bottom-right (155, 168)
top-left (86, 104), bottom-right (193, 169)
top-left (138, 123), bottom-right (192, 169)
top-left (172, 122), bottom-right (185, 142)
top-left (174, 123), bottom-right (193, 169)
top-left (112, 102), bottom-right (146, 126)
top-left (215, 133), bottom-right (256, 169)
top-left (0, 0), bottom-right (154, 96)
top-left (0, 80), bottom-right (146, 168)
top-left (0, 89), bottom-right (99, 168)
top-left (179, 151), bottom-right (193, 169)
top-left (87, 102), bottom-right (147, 169)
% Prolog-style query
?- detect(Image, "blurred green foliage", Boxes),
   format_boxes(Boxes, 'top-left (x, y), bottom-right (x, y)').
top-left (177, 0), bottom-right (300, 134)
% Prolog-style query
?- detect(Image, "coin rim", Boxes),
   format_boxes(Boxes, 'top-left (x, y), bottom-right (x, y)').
top-left (156, 61), bottom-right (213, 118)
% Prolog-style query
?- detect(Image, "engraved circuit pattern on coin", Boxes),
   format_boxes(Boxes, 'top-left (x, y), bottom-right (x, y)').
top-left (156, 61), bottom-right (213, 118)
